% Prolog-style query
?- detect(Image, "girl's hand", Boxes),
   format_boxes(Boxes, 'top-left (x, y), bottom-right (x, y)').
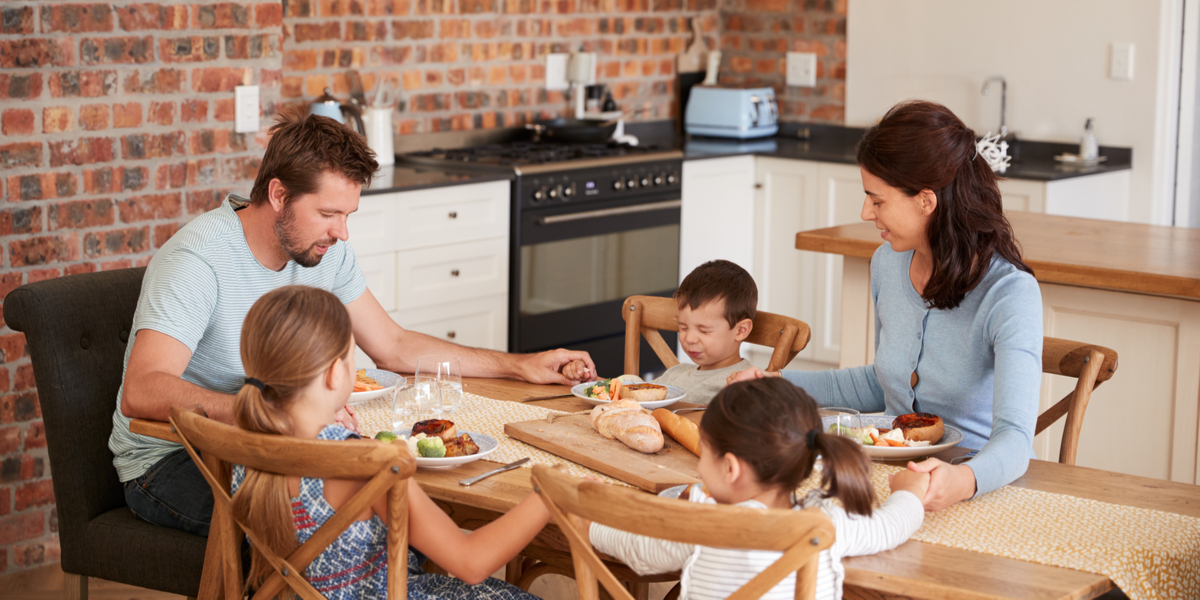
top-left (560, 359), bottom-right (593, 383)
top-left (905, 458), bottom-right (976, 511)
top-left (725, 367), bottom-right (781, 386)
top-left (888, 469), bottom-right (931, 500)
top-left (335, 404), bottom-right (360, 434)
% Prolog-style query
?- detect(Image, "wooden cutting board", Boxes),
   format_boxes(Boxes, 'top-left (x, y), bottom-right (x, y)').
top-left (505, 413), bottom-right (700, 492)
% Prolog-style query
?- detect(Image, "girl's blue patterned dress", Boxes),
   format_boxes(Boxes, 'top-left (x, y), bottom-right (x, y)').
top-left (232, 424), bottom-right (541, 600)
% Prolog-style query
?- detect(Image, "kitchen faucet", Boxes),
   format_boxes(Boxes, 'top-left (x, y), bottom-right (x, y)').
top-left (980, 76), bottom-right (1009, 139)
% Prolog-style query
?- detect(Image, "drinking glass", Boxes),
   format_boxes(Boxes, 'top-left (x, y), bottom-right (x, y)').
top-left (393, 375), bottom-right (443, 430)
top-left (416, 355), bottom-right (463, 415)
top-left (819, 407), bottom-right (863, 444)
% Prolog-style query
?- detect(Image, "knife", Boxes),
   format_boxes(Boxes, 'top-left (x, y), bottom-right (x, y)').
top-left (518, 393), bottom-right (574, 402)
top-left (458, 458), bottom-right (531, 486)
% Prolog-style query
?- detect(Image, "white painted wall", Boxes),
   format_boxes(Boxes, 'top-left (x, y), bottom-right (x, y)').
top-left (846, 0), bottom-right (1179, 225)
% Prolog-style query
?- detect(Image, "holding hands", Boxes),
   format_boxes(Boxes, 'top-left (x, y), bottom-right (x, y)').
top-left (516, 349), bottom-right (597, 385)
top-left (904, 458), bottom-right (976, 511)
top-left (887, 468), bottom-right (931, 501)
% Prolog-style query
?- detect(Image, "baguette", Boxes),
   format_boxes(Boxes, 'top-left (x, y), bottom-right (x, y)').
top-left (651, 408), bottom-right (700, 456)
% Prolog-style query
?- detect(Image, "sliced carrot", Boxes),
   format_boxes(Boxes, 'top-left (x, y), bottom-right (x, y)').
top-left (869, 431), bottom-right (883, 446)
top-left (611, 379), bottom-right (622, 402)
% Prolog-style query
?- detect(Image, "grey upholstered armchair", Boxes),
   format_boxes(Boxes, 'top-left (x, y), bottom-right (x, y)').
top-left (5, 267), bottom-right (205, 598)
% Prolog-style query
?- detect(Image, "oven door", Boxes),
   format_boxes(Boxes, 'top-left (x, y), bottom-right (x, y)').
top-left (515, 197), bottom-right (680, 377)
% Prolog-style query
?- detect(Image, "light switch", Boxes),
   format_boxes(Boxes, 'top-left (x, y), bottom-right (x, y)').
top-left (786, 52), bottom-right (817, 87)
top-left (235, 85), bottom-right (259, 133)
top-left (1110, 42), bottom-right (1134, 81)
top-left (545, 53), bottom-right (569, 91)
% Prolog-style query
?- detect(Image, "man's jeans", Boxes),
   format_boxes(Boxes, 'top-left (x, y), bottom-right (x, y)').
top-left (123, 448), bottom-right (214, 537)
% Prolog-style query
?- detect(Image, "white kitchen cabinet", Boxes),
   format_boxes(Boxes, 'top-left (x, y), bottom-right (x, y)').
top-left (999, 170), bottom-right (1130, 221)
top-left (680, 155), bottom-right (756, 277)
top-left (349, 180), bottom-right (510, 369)
top-left (750, 158), bottom-right (862, 369)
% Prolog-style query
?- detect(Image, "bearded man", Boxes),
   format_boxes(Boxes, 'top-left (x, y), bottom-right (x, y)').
top-left (111, 113), bottom-right (594, 535)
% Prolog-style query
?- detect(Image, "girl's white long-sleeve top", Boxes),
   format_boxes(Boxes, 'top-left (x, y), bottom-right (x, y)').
top-left (589, 487), bottom-right (924, 600)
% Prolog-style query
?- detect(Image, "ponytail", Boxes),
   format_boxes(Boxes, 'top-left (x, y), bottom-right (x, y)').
top-left (702, 379), bottom-right (876, 517)
top-left (229, 286), bottom-right (354, 594)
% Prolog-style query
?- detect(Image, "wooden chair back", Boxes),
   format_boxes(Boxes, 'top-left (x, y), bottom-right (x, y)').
top-left (531, 464), bottom-right (835, 600)
top-left (1036, 337), bottom-right (1119, 465)
top-left (169, 406), bottom-right (416, 600)
top-left (622, 295), bottom-right (812, 375)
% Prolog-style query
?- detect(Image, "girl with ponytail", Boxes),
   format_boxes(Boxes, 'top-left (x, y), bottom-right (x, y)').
top-left (230, 285), bottom-right (549, 600)
top-left (731, 100), bottom-right (1043, 512)
top-left (586, 378), bottom-right (928, 600)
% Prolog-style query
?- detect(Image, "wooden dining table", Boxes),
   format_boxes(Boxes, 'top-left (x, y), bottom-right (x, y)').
top-left (131, 376), bottom-right (1200, 600)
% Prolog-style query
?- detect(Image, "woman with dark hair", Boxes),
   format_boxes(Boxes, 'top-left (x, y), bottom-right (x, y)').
top-left (730, 100), bottom-right (1043, 511)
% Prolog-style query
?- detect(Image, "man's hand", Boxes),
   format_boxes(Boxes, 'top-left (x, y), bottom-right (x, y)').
top-left (725, 367), bottom-right (781, 386)
top-left (905, 458), bottom-right (976, 511)
top-left (517, 349), bottom-right (597, 385)
top-left (335, 404), bottom-right (360, 434)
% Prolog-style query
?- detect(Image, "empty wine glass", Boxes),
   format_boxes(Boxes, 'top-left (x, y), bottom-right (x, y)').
top-left (819, 407), bottom-right (863, 445)
top-left (416, 355), bottom-right (463, 415)
top-left (393, 375), bottom-right (442, 430)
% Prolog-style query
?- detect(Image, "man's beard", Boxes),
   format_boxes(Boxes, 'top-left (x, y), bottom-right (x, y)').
top-left (275, 204), bottom-right (335, 268)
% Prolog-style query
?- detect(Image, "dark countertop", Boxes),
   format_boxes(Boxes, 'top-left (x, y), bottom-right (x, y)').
top-left (675, 123), bottom-right (1133, 182)
top-left (361, 164), bottom-right (511, 195)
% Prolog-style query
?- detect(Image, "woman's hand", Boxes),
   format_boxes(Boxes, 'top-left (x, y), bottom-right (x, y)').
top-left (905, 458), bottom-right (976, 511)
top-left (725, 367), bottom-right (782, 386)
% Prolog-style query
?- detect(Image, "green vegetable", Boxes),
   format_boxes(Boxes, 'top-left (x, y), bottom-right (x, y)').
top-left (862, 435), bottom-right (874, 446)
top-left (417, 437), bottom-right (446, 458)
top-left (374, 431), bottom-right (398, 443)
top-left (828, 424), bottom-right (852, 436)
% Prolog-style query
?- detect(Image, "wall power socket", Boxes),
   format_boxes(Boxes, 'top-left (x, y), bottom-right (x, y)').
top-left (786, 52), bottom-right (817, 87)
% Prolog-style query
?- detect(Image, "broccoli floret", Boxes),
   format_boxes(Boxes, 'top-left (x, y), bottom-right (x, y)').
top-left (416, 437), bottom-right (446, 458)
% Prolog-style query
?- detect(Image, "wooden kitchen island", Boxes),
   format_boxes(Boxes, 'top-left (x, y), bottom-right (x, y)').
top-left (796, 211), bottom-right (1200, 485)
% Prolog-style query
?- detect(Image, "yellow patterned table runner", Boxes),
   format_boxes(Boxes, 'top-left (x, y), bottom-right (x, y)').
top-left (357, 391), bottom-right (1199, 600)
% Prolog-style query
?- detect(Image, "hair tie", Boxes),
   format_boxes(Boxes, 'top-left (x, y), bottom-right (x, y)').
top-left (805, 428), bottom-right (821, 450)
top-left (244, 377), bottom-right (266, 391)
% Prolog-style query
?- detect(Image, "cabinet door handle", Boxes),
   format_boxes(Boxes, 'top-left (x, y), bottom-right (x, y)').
top-left (448, 211), bottom-right (458, 219)
top-left (754, 183), bottom-right (763, 189)
top-left (447, 331), bottom-right (456, 339)
top-left (450, 269), bottom-right (460, 277)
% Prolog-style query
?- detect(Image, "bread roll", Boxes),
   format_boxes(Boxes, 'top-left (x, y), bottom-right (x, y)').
top-left (652, 408), bottom-right (700, 456)
top-left (624, 383), bottom-right (669, 402)
top-left (590, 400), bottom-right (664, 453)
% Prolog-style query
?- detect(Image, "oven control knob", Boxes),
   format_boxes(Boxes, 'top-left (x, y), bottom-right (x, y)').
top-left (640, 176), bottom-right (651, 187)
top-left (533, 188), bottom-right (545, 202)
top-left (667, 174), bottom-right (678, 185)
top-left (654, 174), bottom-right (664, 186)
top-left (548, 186), bottom-right (559, 199)
top-left (563, 185), bottom-right (575, 198)
top-left (627, 177), bottom-right (639, 189)
top-left (613, 180), bottom-right (624, 190)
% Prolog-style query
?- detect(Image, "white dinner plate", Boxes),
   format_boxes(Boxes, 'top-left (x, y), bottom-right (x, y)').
top-left (823, 414), bottom-right (963, 460)
top-left (396, 429), bottom-right (499, 469)
top-left (571, 381), bottom-right (686, 410)
top-left (349, 369), bottom-right (404, 405)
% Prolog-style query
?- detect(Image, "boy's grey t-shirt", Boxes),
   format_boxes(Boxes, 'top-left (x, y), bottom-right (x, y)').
top-left (653, 359), bottom-right (753, 405)
top-left (108, 195), bottom-right (367, 482)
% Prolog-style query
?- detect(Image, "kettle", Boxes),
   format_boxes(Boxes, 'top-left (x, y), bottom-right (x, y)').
top-left (308, 88), bottom-right (365, 136)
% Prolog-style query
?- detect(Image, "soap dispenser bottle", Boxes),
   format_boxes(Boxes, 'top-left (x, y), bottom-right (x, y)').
top-left (1080, 118), bottom-right (1099, 161)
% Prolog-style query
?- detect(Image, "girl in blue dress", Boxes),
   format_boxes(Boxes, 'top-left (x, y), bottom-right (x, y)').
top-left (229, 285), bottom-right (548, 600)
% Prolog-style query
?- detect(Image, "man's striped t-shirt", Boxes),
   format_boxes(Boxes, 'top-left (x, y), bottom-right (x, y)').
top-left (109, 195), bottom-right (367, 482)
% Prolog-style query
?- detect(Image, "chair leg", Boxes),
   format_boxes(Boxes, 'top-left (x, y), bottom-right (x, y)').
top-left (62, 573), bottom-right (87, 600)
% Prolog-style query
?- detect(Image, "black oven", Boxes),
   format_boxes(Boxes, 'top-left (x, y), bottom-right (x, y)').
top-left (511, 157), bottom-right (683, 377)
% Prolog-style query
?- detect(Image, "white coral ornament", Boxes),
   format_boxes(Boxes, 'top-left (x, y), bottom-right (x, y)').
top-left (975, 132), bottom-right (1011, 173)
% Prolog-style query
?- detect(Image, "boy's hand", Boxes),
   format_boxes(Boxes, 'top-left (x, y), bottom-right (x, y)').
top-left (725, 367), bottom-right (782, 386)
top-left (560, 359), bottom-right (594, 383)
top-left (888, 468), bottom-right (931, 501)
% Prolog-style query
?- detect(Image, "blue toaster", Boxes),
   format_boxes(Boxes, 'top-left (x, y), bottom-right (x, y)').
top-left (685, 86), bottom-right (779, 139)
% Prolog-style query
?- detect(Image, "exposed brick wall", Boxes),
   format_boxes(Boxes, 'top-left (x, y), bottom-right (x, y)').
top-left (0, 0), bottom-right (845, 578)
top-left (718, 0), bottom-right (845, 122)
top-left (279, 0), bottom-right (721, 133)
top-left (0, 0), bottom-right (281, 575)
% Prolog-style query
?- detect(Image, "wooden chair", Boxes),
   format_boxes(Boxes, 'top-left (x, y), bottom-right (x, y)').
top-left (622, 295), bottom-right (812, 375)
top-left (169, 406), bottom-right (416, 600)
top-left (1037, 337), bottom-right (1119, 465)
top-left (531, 464), bottom-right (835, 600)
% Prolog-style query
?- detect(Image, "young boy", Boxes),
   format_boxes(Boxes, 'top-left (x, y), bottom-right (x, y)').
top-left (652, 259), bottom-right (756, 404)
top-left (564, 260), bottom-right (757, 404)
